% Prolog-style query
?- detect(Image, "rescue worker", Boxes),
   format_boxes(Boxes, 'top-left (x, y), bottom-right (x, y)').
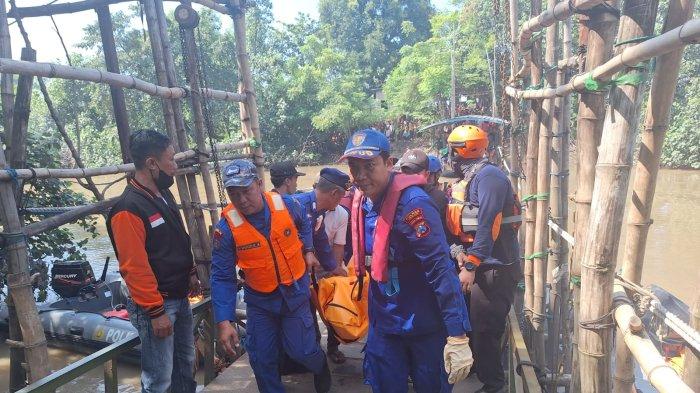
top-left (445, 125), bottom-right (522, 393)
top-left (341, 129), bottom-right (473, 392)
top-left (397, 148), bottom-right (429, 178)
top-left (292, 167), bottom-right (351, 364)
top-left (399, 151), bottom-right (450, 237)
top-left (211, 159), bottom-right (332, 393)
top-left (270, 161), bottom-right (305, 195)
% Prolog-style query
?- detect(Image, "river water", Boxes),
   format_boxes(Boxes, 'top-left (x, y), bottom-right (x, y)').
top-left (1, 164), bottom-right (697, 391)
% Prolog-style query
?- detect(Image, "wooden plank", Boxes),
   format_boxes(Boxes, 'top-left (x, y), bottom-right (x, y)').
top-left (508, 309), bottom-right (542, 393)
top-left (103, 358), bottom-right (118, 393)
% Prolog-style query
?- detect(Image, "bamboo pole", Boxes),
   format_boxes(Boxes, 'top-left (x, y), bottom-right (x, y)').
top-left (612, 284), bottom-right (694, 393)
top-left (518, 0), bottom-right (602, 52)
top-left (177, 3), bottom-right (220, 225)
top-left (0, 134), bottom-right (50, 388)
top-left (0, 140), bottom-right (250, 181)
top-left (531, 0), bottom-right (558, 367)
top-left (8, 48), bottom-right (35, 176)
top-left (544, 2), bottom-right (565, 374)
top-left (0, 0), bottom-right (13, 140)
top-left (153, 0), bottom-right (213, 284)
top-left (230, 0), bottom-right (265, 180)
top-left (569, 7), bottom-right (618, 391)
top-left (613, 0), bottom-right (694, 391)
top-left (0, 58), bottom-right (246, 102)
top-left (552, 15), bottom-right (573, 383)
top-left (578, 0), bottom-right (659, 389)
top-left (523, 0), bottom-right (543, 342)
top-left (508, 0), bottom-right (521, 193)
top-left (8, 0), bottom-right (229, 18)
top-left (96, 4), bottom-right (131, 164)
top-left (684, 285), bottom-right (700, 390)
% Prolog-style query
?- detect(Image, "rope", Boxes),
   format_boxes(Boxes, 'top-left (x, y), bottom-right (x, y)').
top-left (570, 275), bottom-right (581, 287)
top-left (521, 192), bottom-right (550, 202)
top-left (583, 68), bottom-right (648, 92)
top-left (0, 232), bottom-right (26, 247)
top-left (615, 35), bottom-right (656, 47)
top-left (579, 309), bottom-right (616, 331)
top-left (4, 168), bottom-right (19, 188)
top-left (525, 251), bottom-right (549, 260)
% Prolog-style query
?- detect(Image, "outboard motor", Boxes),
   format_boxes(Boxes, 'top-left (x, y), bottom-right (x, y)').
top-left (51, 261), bottom-right (96, 298)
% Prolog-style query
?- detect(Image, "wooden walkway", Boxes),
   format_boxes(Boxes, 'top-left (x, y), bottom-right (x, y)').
top-left (205, 337), bottom-right (482, 392)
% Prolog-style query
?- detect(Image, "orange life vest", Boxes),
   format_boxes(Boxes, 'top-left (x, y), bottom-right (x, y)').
top-left (221, 192), bottom-right (306, 294)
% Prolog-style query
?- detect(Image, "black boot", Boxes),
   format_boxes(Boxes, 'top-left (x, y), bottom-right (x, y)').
top-left (314, 359), bottom-right (332, 393)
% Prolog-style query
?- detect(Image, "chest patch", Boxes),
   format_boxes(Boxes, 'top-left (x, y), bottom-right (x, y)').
top-left (237, 241), bottom-right (261, 251)
top-left (149, 213), bottom-right (165, 228)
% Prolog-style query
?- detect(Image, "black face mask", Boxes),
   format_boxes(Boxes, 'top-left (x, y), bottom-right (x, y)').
top-left (152, 166), bottom-right (175, 190)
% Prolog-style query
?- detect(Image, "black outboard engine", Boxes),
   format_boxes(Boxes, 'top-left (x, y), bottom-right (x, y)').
top-left (51, 261), bottom-right (96, 298)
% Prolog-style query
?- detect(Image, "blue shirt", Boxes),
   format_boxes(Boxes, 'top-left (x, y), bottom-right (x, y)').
top-left (210, 194), bottom-right (313, 323)
top-left (291, 191), bottom-right (338, 272)
top-left (363, 180), bottom-right (471, 337)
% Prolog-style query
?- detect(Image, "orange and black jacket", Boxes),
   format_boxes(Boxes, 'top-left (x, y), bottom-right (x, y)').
top-left (107, 178), bottom-right (195, 318)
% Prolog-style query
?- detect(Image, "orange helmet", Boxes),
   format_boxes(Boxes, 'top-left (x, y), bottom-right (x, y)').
top-left (447, 125), bottom-right (489, 159)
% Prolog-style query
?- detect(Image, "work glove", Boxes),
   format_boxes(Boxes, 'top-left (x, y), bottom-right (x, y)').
top-left (443, 335), bottom-right (473, 385)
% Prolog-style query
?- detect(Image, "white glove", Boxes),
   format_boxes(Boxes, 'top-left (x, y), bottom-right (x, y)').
top-left (444, 335), bottom-right (473, 385)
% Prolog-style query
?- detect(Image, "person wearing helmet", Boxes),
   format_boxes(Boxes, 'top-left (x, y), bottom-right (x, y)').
top-left (342, 129), bottom-right (473, 392)
top-left (445, 125), bottom-right (522, 393)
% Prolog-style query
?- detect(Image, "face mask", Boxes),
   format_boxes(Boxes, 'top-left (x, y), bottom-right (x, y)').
top-left (152, 164), bottom-right (175, 190)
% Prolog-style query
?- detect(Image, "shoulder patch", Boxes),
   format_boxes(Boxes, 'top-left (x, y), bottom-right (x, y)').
top-left (414, 221), bottom-right (431, 238)
top-left (403, 208), bottom-right (424, 227)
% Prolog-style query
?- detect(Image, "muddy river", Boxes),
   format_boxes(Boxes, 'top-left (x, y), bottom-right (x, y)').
top-left (1, 163), bottom-right (698, 392)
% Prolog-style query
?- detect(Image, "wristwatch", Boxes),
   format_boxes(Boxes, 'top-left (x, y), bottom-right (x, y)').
top-left (463, 261), bottom-right (477, 272)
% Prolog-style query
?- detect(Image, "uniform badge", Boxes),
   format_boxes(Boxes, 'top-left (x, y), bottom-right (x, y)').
top-left (284, 228), bottom-right (292, 237)
top-left (352, 132), bottom-right (366, 146)
top-left (212, 228), bottom-right (223, 250)
top-left (415, 221), bottom-right (431, 238)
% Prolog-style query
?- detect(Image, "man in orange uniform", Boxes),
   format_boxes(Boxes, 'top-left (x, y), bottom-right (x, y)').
top-left (212, 159), bottom-right (332, 393)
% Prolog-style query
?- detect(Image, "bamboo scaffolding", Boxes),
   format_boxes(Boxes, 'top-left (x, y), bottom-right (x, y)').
top-left (8, 0), bottom-right (228, 18)
top-left (96, 4), bottom-right (131, 163)
top-left (23, 198), bottom-right (118, 237)
top-left (230, 0), bottom-right (265, 179)
top-left (153, 0), bottom-right (213, 284)
top-left (8, 48), bottom-right (35, 181)
top-left (613, 0), bottom-right (694, 390)
top-left (0, 58), bottom-right (246, 102)
top-left (523, 0), bottom-right (543, 334)
top-left (684, 286), bottom-right (700, 390)
top-left (177, 3), bottom-right (220, 226)
top-left (578, 0), bottom-right (659, 389)
top-left (0, 141), bottom-right (250, 181)
top-left (505, 19), bottom-right (700, 100)
top-left (532, 0), bottom-right (558, 367)
top-left (569, 8), bottom-right (618, 392)
top-left (612, 283), bottom-right (694, 393)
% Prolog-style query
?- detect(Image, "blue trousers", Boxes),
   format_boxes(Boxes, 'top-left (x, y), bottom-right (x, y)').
top-left (363, 327), bottom-right (452, 393)
top-left (127, 298), bottom-right (196, 393)
top-left (244, 302), bottom-right (326, 392)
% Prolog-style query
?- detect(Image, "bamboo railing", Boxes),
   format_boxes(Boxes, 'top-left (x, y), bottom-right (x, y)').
top-left (8, 0), bottom-right (229, 18)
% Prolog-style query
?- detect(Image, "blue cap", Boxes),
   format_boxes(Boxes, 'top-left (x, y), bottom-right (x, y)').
top-left (223, 159), bottom-right (259, 188)
top-left (319, 167), bottom-right (351, 190)
top-left (427, 155), bottom-right (442, 173)
top-left (340, 128), bottom-right (390, 160)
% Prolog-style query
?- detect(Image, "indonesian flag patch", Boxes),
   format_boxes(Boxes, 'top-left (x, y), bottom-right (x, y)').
top-left (149, 213), bottom-right (165, 228)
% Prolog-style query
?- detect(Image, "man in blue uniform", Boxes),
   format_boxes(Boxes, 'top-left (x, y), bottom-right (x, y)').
top-left (292, 168), bottom-right (351, 364)
top-left (341, 129), bottom-right (473, 392)
top-left (211, 159), bottom-right (332, 393)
